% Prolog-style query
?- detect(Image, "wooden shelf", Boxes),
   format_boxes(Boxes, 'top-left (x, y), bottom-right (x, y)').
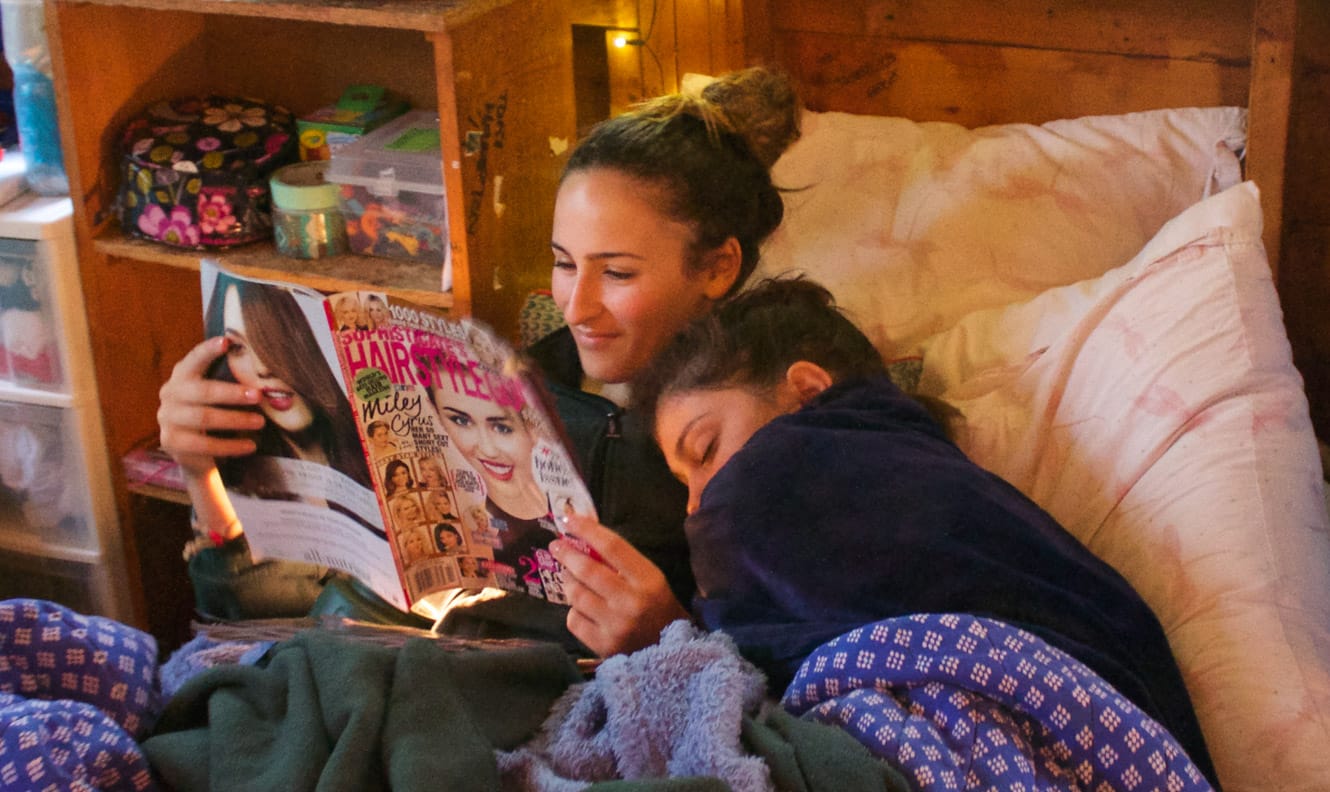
top-left (63, 0), bottom-right (516, 32)
top-left (126, 481), bottom-right (193, 506)
top-left (51, 0), bottom-right (576, 638)
top-left (94, 233), bottom-right (453, 310)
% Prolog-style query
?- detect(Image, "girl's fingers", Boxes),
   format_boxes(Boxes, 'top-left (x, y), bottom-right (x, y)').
top-left (560, 566), bottom-right (609, 618)
top-left (558, 514), bottom-right (654, 576)
top-left (173, 336), bottom-right (230, 379)
top-left (161, 430), bottom-right (258, 460)
top-left (160, 372), bottom-right (258, 411)
top-left (159, 402), bottom-right (264, 434)
top-left (559, 552), bottom-right (628, 611)
top-left (565, 607), bottom-right (613, 657)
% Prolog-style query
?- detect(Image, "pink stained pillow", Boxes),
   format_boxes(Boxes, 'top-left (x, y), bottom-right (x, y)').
top-left (915, 182), bottom-right (1330, 791)
top-left (757, 106), bottom-right (1247, 358)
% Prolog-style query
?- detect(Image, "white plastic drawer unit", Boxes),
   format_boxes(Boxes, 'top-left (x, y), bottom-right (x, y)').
top-left (0, 194), bottom-right (130, 622)
top-left (0, 236), bottom-right (62, 390)
top-left (0, 546), bottom-right (114, 618)
top-left (0, 399), bottom-right (95, 555)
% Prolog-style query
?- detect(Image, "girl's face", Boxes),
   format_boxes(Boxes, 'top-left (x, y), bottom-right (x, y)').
top-left (223, 285), bottom-right (315, 434)
top-left (390, 463), bottom-right (410, 489)
top-left (550, 169), bottom-right (738, 384)
top-left (655, 385), bottom-right (798, 514)
top-left (459, 557), bottom-right (479, 577)
top-left (366, 297), bottom-right (390, 327)
top-left (432, 386), bottom-right (536, 490)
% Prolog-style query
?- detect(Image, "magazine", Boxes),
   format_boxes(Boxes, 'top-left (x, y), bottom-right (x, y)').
top-left (200, 260), bottom-right (594, 617)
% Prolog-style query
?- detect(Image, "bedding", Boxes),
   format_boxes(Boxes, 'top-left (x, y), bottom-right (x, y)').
top-left (77, 607), bottom-right (1203, 792)
top-left (0, 599), bottom-right (162, 792)
top-left (785, 613), bottom-right (1211, 792)
top-left (913, 181), bottom-right (1330, 789)
top-left (497, 619), bottom-right (908, 792)
top-left (142, 629), bottom-right (581, 791)
top-left (756, 104), bottom-right (1246, 358)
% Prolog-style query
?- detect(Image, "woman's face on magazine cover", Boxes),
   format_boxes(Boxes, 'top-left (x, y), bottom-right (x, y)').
top-left (400, 528), bottom-right (428, 560)
top-left (550, 169), bottom-right (738, 384)
top-left (388, 462), bottom-right (411, 491)
top-left (365, 296), bottom-right (390, 328)
top-left (426, 489), bottom-right (454, 518)
top-left (369, 423), bottom-right (392, 448)
top-left (392, 494), bottom-right (423, 527)
top-left (419, 458), bottom-right (447, 489)
top-left (335, 295), bottom-right (362, 329)
top-left (435, 523), bottom-right (462, 550)
top-left (432, 385), bottom-right (537, 493)
top-left (655, 385), bottom-right (797, 514)
top-left (223, 285), bottom-right (316, 435)
top-left (458, 556), bottom-right (479, 577)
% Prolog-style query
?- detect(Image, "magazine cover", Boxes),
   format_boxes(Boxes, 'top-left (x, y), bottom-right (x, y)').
top-left (200, 260), bottom-right (594, 617)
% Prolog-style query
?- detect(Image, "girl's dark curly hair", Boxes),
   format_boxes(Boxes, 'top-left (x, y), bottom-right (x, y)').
top-left (631, 277), bottom-right (887, 428)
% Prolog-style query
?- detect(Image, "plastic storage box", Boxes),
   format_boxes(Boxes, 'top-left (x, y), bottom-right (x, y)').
top-left (0, 236), bottom-right (61, 388)
top-left (0, 399), bottom-right (96, 552)
top-left (326, 109), bottom-right (448, 265)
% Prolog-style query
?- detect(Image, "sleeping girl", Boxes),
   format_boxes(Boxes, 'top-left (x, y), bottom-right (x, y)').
top-left (553, 276), bottom-right (1218, 786)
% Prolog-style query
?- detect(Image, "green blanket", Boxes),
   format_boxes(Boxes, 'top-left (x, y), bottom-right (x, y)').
top-left (143, 631), bottom-right (582, 791)
top-left (143, 630), bottom-right (906, 792)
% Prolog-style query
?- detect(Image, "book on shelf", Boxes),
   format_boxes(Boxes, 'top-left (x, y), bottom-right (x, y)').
top-left (122, 437), bottom-right (187, 495)
top-left (200, 259), bottom-right (594, 617)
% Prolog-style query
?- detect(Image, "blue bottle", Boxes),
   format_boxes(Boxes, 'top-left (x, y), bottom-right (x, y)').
top-left (2, 0), bottom-right (69, 195)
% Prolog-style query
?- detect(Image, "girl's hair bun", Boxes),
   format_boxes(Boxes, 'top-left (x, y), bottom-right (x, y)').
top-left (698, 67), bottom-right (801, 170)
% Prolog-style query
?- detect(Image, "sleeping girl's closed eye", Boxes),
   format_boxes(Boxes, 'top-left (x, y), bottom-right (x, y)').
top-left (655, 386), bottom-right (797, 512)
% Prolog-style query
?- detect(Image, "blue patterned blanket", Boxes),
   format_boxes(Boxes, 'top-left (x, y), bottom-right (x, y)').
top-left (784, 613), bottom-right (1213, 791)
top-left (0, 600), bottom-right (1216, 791)
top-left (0, 599), bottom-right (163, 792)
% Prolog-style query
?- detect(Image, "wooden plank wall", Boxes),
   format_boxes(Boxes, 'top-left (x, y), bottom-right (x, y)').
top-left (570, 0), bottom-right (744, 101)
top-left (742, 0), bottom-right (1253, 125)
top-left (1281, 1), bottom-right (1330, 440)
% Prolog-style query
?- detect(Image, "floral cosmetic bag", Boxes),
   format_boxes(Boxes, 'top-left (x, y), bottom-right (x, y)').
top-left (118, 95), bottom-right (298, 249)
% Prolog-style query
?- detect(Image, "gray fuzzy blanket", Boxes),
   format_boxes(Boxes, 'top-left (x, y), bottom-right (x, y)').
top-left (498, 620), bottom-right (772, 791)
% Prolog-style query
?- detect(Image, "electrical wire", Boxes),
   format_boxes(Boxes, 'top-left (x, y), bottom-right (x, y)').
top-left (633, 0), bottom-right (666, 94)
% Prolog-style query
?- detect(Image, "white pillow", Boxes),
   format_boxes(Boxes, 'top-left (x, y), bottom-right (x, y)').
top-left (758, 106), bottom-right (1247, 358)
top-left (916, 182), bottom-right (1330, 791)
